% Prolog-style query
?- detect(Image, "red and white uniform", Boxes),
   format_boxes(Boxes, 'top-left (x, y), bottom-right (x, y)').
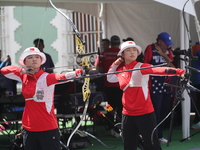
top-left (107, 61), bottom-right (184, 116)
top-left (1, 66), bottom-right (82, 132)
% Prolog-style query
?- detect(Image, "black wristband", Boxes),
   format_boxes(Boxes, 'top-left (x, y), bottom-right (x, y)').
top-left (165, 68), bottom-right (176, 74)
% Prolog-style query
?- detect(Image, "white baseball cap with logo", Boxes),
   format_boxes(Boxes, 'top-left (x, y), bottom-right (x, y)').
top-left (19, 47), bottom-right (46, 66)
top-left (118, 41), bottom-right (142, 56)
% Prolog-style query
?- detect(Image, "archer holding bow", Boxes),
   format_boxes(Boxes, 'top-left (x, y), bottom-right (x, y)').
top-left (0, 47), bottom-right (85, 150)
top-left (107, 41), bottom-right (185, 150)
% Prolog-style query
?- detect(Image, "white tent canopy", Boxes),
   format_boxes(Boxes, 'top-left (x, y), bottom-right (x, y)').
top-left (0, 0), bottom-right (198, 16)
top-left (1, 0), bottom-right (200, 139)
top-left (0, 0), bottom-right (199, 49)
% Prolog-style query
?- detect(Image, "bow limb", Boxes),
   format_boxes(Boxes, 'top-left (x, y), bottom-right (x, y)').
top-left (67, 38), bottom-right (90, 148)
top-left (67, 62), bottom-right (91, 148)
top-left (66, 99), bottom-right (90, 148)
top-left (67, 37), bottom-right (91, 147)
top-left (48, 0), bottom-right (84, 44)
top-left (67, 24), bottom-right (90, 150)
top-left (82, 131), bottom-right (117, 149)
top-left (48, 0), bottom-right (91, 148)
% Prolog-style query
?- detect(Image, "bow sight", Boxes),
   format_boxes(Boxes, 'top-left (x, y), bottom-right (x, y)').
top-left (76, 49), bottom-right (101, 67)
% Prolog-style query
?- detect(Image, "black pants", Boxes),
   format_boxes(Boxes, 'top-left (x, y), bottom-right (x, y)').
top-left (121, 113), bottom-right (162, 150)
top-left (23, 128), bottom-right (61, 150)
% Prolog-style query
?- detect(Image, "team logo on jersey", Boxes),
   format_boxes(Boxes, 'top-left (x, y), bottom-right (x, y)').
top-left (36, 89), bottom-right (44, 100)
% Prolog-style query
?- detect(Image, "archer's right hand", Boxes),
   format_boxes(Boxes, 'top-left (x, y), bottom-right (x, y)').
top-left (114, 57), bottom-right (124, 65)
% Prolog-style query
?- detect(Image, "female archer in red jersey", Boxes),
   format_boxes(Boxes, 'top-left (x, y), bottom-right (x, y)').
top-left (107, 41), bottom-right (185, 150)
top-left (1, 47), bottom-right (83, 150)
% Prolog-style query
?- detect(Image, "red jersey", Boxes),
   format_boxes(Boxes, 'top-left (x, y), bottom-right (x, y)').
top-left (107, 61), bottom-right (184, 116)
top-left (1, 66), bottom-right (82, 132)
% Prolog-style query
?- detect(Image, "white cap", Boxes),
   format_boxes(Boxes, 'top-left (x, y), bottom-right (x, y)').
top-left (118, 41), bottom-right (142, 56)
top-left (19, 47), bottom-right (46, 66)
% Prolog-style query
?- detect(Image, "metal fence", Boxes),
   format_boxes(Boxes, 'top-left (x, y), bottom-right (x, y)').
top-left (65, 11), bottom-right (103, 68)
